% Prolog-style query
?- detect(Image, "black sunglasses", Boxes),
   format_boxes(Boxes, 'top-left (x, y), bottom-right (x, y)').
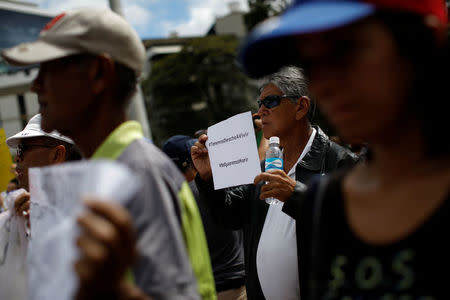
top-left (16, 144), bottom-right (56, 160)
top-left (257, 95), bottom-right (298, 109)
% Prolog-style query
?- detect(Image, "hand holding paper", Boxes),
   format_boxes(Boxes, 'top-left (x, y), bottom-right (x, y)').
top-left (28, 161), bottom-right (141, 300)
top-left (191, 134), bottom-right (213, 182)
top-left (75, 197), bottom-right (137, 300)
top-left (205, 111), bottom-right (261, 190)
top-left (14, 191), bottom-right (30, 219)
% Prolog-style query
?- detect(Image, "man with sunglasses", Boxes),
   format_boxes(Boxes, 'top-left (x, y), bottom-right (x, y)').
top-left (4, 114), bottom-right (81, 220)
top-left (6, 114), bottom-right (81, 191)
top-left (192, 66), bottom-right (356, 299)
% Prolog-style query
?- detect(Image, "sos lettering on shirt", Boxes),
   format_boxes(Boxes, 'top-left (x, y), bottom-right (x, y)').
top-left (323, 249), bottom-right (435, 300)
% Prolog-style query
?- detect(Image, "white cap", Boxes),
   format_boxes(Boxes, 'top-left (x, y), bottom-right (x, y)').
top-left (269, 136), bottom-right (280, 144)
top-left (1, 8), bottom-right (146, 74)
top-left (6, 114), bottom-right (74, 148)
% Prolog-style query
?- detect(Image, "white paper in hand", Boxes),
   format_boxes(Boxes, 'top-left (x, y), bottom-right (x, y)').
top-left (207, 111), bottom-right (261, 190)
top-left (28, 160), bottom-right (141, 300)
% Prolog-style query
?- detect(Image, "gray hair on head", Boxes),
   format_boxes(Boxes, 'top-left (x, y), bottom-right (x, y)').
top-left (259, 65), bottom-right (308, 98)
top-left (259, 65), bottom-right (315, 121)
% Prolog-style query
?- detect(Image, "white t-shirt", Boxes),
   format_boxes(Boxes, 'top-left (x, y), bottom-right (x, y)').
top-left (256, 128), bottom-right (316, 300)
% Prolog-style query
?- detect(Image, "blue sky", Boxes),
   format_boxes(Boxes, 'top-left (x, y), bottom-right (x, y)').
top-left (33, 0), bottom-right (249, 39)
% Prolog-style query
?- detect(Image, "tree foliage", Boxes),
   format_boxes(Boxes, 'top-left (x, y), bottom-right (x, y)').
top-left (244, 0), bottom-right (291, 31)
top-left (142, 35), bottom-right (258, 146)
top-left (244, 0), bottom-right (272, 31)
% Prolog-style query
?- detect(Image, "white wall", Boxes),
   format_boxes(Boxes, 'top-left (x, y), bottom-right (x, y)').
top-left (215, 12), bottom-right (247, 38)
top-left (24, 91), bottom-right (39, 117)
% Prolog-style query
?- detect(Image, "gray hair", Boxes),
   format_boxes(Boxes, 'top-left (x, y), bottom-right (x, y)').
top-left (259, 65), bottom-right (309, 98)
top-left (259, 65), bottom-right (315, 121)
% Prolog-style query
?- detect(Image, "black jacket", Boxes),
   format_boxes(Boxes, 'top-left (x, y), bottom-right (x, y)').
top-left (195, 126), bottom-right (358, 299)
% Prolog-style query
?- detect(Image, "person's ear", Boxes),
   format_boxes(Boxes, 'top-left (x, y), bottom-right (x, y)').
top-left (295, 96), bottom-right (310, 121)
top-left (88, 55), bottom-right (115, 96)
top-left (51, 145), bottom-right (67, 164)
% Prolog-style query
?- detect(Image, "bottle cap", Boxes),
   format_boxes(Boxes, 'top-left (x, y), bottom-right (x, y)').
top-left (269, 136), bottom-right (280, 144)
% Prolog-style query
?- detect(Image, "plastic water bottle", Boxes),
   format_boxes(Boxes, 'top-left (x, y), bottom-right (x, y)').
top-left (264, 136), bottom-right (283, 205)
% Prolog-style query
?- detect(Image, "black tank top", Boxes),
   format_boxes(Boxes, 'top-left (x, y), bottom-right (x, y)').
top-left (303, 172), bottom-right (450, 300)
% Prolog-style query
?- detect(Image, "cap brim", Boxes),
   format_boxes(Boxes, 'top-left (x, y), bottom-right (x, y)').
top-left (6, 129), bottom-right (47, 148)
top-left (6, 128), bottom-right (74, 148)
top-left (239, 1), bottom-right (376, 78)
top-left (1, 39), bottom-right (80, 66)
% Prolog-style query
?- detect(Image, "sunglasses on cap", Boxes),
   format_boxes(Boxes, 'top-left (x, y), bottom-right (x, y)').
top-left (257, 95), bottom-right (298, 109)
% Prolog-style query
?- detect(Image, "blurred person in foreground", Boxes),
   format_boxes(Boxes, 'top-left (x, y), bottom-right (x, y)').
top-left (5, 114), bottom-right (81, 216)
top-left (2, 8), bottom-right (215, 300)
top-left (163, 135), bottom-right (247, 300)
top-left (240, 0), bottom-right (450, 298)
top-left (191, 66), bottom-right (357, 299)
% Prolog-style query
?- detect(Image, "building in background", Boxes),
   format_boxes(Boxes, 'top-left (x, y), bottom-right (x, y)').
top-left (0, 0), bottom-right (154, 147)
top-left (1, 0), bottom-right (251, 149)
top-left (207, 2), bottom-right (247, 38)
top-left (0, 0), bottom-right (53, 142)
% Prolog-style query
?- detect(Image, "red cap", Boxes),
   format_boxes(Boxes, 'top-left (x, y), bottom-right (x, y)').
top-left (365, 0), bottom-right (447, 24)
top-left (240, 0), bottom-right (448, 78)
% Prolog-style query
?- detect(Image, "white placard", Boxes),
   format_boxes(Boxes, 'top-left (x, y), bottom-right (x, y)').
top-left (28, 161), bottom-right (140, 300)
top-left (207, 111), bottom-right (261, 190)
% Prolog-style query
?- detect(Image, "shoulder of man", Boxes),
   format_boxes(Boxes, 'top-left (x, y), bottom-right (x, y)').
top-left (112, 139), bottom-right (201, 298)
top-left (120, 139), bottom-right (216, 300)
top-left (117, 138), bottom-right (185, 222)
top-left (311, 126), bottom-right (357, 171)
top-left (119, 139), bottom-right (185, 184)
top-left (325, 138), bottom-right (359, 171)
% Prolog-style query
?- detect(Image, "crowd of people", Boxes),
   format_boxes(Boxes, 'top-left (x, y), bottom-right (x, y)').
top-left (0, 0), bottom-right (449, 299)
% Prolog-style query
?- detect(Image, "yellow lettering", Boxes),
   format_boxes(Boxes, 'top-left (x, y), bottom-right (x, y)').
top-left (329, 255), bottom-right (348, 291)
top-left (355, 256), bottom-right (383, 290)
top-left (392, 249), bottom-right (415, 291)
